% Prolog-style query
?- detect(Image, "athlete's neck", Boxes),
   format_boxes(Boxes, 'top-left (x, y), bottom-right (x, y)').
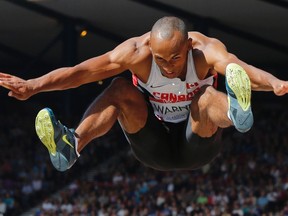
top-left (178, 53), bottom-right (189, 81)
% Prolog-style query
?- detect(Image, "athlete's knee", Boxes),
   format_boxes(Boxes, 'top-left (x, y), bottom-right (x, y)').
top-left (200, 85), bottom-right (218, 101)
top-left (106, 77), bottom-right (145, 109)
top-left (109, 77), bottom-right (130, 90)
top-left (191, 85), bottom-right (216, 112)
top-left (107, 77), bottom-right (136, 97)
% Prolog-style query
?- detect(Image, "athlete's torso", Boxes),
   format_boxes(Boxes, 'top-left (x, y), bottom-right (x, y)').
top-left (133, 50), bottom-right (215, 123)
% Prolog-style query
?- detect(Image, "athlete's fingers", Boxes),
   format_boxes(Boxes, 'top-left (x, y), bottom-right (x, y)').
top-left (281, 85), bottom-right (288, 95)
top-left (0, 80), bottom-right (17, 90)
top-left (8, 90), bottom-right (26, 101)
top-left (0, 80), bottom-right (13, 90)
top-left (0, 81), bottom-right (27, 96)
top-left (8, 91), bottom-right (20, 99)
top-left (275, 83), bottom-right (288, 96)
top-left (0, 72), bottom-right (13, 78)
top-left (0, 74), bottom-right (24, 85)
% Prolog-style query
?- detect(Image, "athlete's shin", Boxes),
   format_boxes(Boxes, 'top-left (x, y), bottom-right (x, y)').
top-left (191, 86), bottom-right (232, 133)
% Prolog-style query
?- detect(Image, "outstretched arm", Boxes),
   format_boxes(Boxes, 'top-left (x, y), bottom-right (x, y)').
top-left (0, 36), bottom-right (144, 100)
top-left (206, 38), bottom-right (288, 96)
top-left (0, 53), bottom-right (122, 100)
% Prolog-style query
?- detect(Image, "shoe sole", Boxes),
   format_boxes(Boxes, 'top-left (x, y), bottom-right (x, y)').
top-left (35, 108), bottom-right (57, 156)
top-left (226, 63), bottom-right (251, 111)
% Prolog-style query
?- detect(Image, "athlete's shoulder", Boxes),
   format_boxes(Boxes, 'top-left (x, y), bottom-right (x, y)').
top-left (109, 32), bottom-right (151, 65)
top-left (189, 31), bottom-right (223, 48)
top-left (118, 32), bottom-right (150, 51)
top-left (188, 31), bottom-right (207, 39)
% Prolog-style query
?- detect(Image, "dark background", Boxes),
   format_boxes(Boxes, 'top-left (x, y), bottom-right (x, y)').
top-left (1, 0), bottom-right (288, 118)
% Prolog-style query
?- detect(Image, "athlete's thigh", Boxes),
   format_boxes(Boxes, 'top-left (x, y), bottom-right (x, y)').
top-left (109, 77), bottom-right (148, 134)
top-left (189, 86), bottom-right (218, 137)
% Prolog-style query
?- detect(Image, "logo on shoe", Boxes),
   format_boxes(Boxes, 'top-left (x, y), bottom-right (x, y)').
top-left (238, 113), bottom-right (251, 125)
top-left (62, 135), bottom-right (74, 148)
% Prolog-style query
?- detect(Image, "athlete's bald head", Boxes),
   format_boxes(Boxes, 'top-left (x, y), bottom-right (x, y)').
top-left (149, 17), bottom-right (190, 80)
top-left (151, 16), bottom-right (188, 42)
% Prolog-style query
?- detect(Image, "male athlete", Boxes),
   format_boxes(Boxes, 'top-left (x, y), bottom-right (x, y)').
top-left (0, 17), bottom-right (287, 172)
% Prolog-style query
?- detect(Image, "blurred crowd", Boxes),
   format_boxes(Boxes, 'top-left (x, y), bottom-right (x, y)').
top-left (0, 100), bottom-right (124, 215)
top-left (1, 99), bottom-right (288, 216)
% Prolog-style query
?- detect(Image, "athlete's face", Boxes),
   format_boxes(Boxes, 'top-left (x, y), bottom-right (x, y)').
top-left (150, 31), bottom-right (191, 79)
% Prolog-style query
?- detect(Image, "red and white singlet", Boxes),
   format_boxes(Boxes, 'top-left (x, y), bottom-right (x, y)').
top-left (133, 50), bottom-right (216, 123)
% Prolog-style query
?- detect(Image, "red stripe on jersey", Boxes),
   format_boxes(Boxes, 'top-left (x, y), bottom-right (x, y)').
top-left (132, 74), bottom-right (138, 86)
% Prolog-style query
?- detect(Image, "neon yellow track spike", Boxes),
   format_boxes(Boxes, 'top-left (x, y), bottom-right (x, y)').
top-left (35, 109), bottom-right (57, 155)
top-left (226, 63), bottom-right (251, 111)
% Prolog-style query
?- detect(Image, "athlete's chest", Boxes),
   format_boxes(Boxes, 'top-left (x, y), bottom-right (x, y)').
top-left (145, 53), bottom-right (201, 102)
top-left (147, 78), bottom-right (200, 104)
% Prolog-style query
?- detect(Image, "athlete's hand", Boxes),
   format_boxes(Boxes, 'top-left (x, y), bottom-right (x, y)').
top-left (0, 72), bottom-right (34, 100)
top-left (273, 80), bottom-right (288, 96)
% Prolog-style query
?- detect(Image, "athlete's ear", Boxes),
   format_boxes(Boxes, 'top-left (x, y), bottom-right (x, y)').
top-left (187, 38), bottom-right (193, 49)
top-left (148, 40), bottom-right (154, 54)
top-left (148, 40), bottom-right (152, 51)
